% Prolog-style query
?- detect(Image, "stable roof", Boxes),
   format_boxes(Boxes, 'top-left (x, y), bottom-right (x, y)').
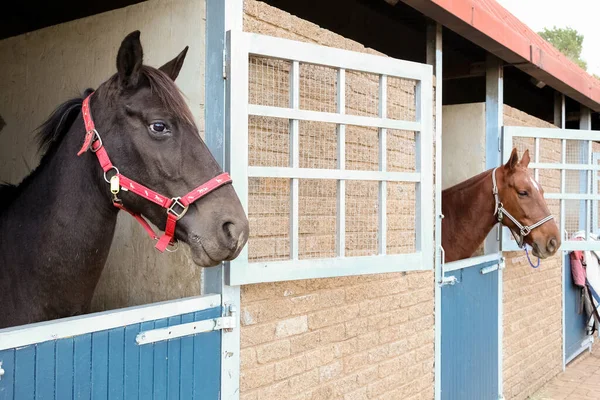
top-left (401, 0), bottom-right (600, 111)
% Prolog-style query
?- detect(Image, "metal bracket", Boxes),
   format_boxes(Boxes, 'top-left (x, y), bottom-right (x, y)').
top-left (480, 264), bottom-right (499, 275)
top-left (0, 361), bottom-right (4, 381)
top-left (136, 306), bottom-right (237, 345)
top-left (439, 275), bottom-right (458, 286)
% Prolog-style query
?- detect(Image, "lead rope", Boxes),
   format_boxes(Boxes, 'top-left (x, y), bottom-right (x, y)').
top-left (525, 245), bottom-right (540, 268)
top-left (492, 167), bottom-right (553, 269)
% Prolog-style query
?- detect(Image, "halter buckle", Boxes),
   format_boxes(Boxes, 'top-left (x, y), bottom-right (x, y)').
top-left (167, 197), bottom-right (189, 220)
top-left (520, 226), bottom-right (531, 236)
top-left (89, 130), bottom-right (103, 153)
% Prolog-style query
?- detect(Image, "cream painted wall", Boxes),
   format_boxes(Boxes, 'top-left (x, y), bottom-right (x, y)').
top-left (441, 103), bottom-right (487, 190)
top-left (0, 0), bottom-right (207, 311)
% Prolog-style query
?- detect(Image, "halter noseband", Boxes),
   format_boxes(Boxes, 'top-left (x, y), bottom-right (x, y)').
top-left (492, 167), bottom-right (554, 248)
top-left (77, 93), bottom-right (232, 253)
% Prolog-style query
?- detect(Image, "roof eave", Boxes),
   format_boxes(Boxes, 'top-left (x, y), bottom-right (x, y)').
top-left (401, 0), bottom-right (600, 112)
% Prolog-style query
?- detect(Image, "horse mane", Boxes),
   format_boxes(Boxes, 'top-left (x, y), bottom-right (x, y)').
top-left (0, 89), bottom-right (94, 209)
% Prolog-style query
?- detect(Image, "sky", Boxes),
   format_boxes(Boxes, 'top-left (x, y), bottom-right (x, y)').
top-left (496, 0), bottom-right (600, 76)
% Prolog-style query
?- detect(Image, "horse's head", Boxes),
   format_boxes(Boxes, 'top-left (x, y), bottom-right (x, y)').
top-left (498, 148), bottom-right (560, 258)
top-left (90, 31), bottom-right (248, 267)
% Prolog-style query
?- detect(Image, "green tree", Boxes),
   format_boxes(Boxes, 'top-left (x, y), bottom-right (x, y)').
top-left (538, 26), bottom-right (587, 70)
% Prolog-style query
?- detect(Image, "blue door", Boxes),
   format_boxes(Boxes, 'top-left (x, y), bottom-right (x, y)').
top-left (0, 295), bottom-right (223, 400)
top-left (441, 260), bottom-right (499, 400)
top-left (564, 253), bottom-right (592, 364)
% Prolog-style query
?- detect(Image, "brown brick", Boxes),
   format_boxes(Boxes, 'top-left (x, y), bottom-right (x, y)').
top-left (319, 360), bottom-right (343, 382)
top-left (290, 330), bottom-right (321, 354)
top-left (344, 387), bottom-right (368, 400)
top-left (240, 392), bottom-right (259, 400)
top-left (343, 351), bottom-right (370, 374)
top-left (242, 299), bottom-right (293, 326)
top-left (288, 369), bottom-right (320, 395)
top-left (289, 293), bottom-right (320, 315)
top-left (241, 348), bottom-right (258, 369)
top-left (345, 317), bottom-right (369, 337)
top-left (275, 316), bottom-right (308, 338)
top-left (256, 340), bottom-right (291, 364)
top-left (306, 344), bottom-right (338, 370)
top-left (241, 322), bottom-right (277, 348)
top-left (241, 364), bottom-right (275, 391)
top-left (307, 384), bottom-right (335, 400)
top-left (308, 304), bottom-right (359, 329)
top-left (356, 331), bottom-right (380, 352)
top-left (275, 354), bottom-right (307, 380)
top-left (320, 323), bottom-right (348, 344)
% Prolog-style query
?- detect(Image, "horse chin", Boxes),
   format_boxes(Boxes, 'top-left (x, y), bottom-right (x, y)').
top-left (188, 242), bottom-right (222, 268)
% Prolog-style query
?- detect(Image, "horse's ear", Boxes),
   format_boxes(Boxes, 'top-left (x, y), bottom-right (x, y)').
top-left (505, 147), bottom-right (519, 171)
top-left (117, 31), bottom-right (144, 89)
top-left (159, 46), bottom-right (189, 81)
top-left (521, 149), bottom-right (531, 168)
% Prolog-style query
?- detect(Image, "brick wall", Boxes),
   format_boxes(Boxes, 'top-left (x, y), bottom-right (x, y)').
top-left (239, 1), bottom-right (435, 399)
top-left (502, 105), bottom-right (563, 400)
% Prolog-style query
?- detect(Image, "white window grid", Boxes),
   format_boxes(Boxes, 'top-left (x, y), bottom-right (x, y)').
top-left (225, 31), bottom-right (434, 285)
top-left (502, 126), bottom-right (600, 252)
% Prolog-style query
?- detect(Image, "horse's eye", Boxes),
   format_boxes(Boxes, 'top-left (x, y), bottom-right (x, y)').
top-left (518, 190), bottom-right (528, 197)
top-left (149, 122), bottom-right (169, 134)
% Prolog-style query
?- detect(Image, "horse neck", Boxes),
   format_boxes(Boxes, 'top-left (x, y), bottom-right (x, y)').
top-left (442, 169), bottom-right (499, 262)
top-left (1, 116), bottom-right (118, 318)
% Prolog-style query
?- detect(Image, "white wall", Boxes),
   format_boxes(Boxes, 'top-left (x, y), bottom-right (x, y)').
top-left (0, 0), bottom-right (207, 311)
top-left (441, 103), bottom-right (486, 189)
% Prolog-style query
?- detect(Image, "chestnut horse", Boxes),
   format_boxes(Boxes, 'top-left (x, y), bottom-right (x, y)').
top-left (0, 31), bottom-right (249, 328)
top-left (442, 148), bottom-right (560, 262)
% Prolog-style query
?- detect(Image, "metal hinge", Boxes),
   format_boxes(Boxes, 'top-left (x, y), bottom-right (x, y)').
top-left (136, 306), bottom-right (237, 345)
top-left (0, 361), bottom-right (4, 381)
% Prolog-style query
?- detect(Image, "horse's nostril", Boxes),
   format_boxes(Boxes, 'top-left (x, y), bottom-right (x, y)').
top-left (547, 238), bottom-right (558, 253)
top-left (219, 219), bottom-right (249, 254)
top-left (222, 222), bottom-right (235, 240)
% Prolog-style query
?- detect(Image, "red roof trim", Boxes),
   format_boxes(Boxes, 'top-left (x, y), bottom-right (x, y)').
top-left (402, 0), bottom-right (600, 111)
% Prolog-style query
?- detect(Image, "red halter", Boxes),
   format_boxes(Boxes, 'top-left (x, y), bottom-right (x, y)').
top-left (77, 94), bottom-right (232, 252)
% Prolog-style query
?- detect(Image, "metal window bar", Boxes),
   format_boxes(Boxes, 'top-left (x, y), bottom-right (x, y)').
top-left (290, 60), bottom-right (300, 260)
top-left (226, 31), bottom-right (433, 285)
top-left (561, 139), bottom-right (567, 243)
top-left (378, 74), bottom-right (388, 255)
top-left (587, 141), bottom-right (592, 240)
top-left (502, 126), bottom-right (600, 252)
top-left (336, 68), bottom-right (346, 257)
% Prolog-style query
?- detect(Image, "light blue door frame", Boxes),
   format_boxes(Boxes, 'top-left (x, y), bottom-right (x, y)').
top-left (440, 260), bottom-right (500, 400)
top-left (0, 296), bottom-right (223, 400)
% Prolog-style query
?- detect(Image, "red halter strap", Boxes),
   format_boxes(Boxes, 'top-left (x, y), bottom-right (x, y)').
top-left (77, 93), bottom-right (232, 252)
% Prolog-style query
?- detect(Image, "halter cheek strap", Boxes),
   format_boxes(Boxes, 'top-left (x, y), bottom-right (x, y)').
top-left (492, 167), bottom-right (554, 248)
top-left (77, 93), bottom-right (232, 253)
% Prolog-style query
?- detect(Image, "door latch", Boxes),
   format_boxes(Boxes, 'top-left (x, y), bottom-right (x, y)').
top-left (0, 361), bottom-right (5, 381)
top-left (439, 275), bottom-right (458, 286)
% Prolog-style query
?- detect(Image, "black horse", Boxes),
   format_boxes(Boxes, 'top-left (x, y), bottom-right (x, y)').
top-left (0, 31), bottom-right (249, 329)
